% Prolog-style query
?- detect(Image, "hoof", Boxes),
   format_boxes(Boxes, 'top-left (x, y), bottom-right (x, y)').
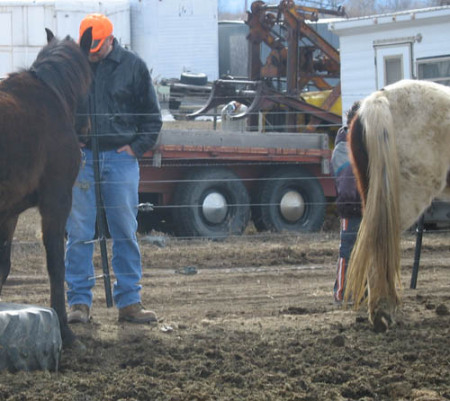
top-left (64, 338), bottom-right (87, 354)
top-left (372, 309), bottom-right (393, 333)
top-left (61, 326), bottom-right (77, 348)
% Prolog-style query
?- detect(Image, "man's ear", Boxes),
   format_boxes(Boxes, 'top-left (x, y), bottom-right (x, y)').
top-left (79, 27), bottom-right (93, 56)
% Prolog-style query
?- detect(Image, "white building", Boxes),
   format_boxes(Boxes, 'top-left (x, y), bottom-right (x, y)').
top-left (0, 0), bottom-right (130, 77)
top-left (329, 6), bottom-right (450, 116)
top-left (0, 0), bottom-right (219, 83)
top-left (130, 0), bottom-right (218, 82)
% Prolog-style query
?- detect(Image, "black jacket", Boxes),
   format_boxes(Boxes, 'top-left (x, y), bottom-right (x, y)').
top-left (78, 39), bottom-right (162, 158)
top-left (331, 126), bottom-right (362, 218)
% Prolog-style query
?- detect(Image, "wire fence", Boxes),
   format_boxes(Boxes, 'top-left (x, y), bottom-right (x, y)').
top-left (11, 100), bottom-right (450, 281)
top-left (9, 219), bottom-right (450, 282)
top-left (65, 107), bottom-right (450, 243)
top-left (8, 105), bottom-right (450, 283)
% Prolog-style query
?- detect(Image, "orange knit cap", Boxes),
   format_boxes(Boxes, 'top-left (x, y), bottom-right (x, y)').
top-left (79, 13), bottom-right (113, 53)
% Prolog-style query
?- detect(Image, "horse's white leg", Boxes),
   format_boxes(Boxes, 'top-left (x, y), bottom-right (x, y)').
top-left (366, 229), bottom-right (400, 333)
top-left (367, 271), bottom-right (397, 333)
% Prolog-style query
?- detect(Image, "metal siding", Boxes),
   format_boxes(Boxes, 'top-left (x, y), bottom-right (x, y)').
top-left (333, 8), bottom-right (450, 116)
top-left (0, 0), bottom-right (219, 81)
top-left (414, 23), bottom-right (450, 59)
top-left (27, 6), bottom-right (46, 45)
top-left (0, 0), bottom-right (129, 77)
top-left (54, 1), bottom-right (130, 47)
top-left (0, 11), bottom-right (12, 46)
top-left (339, 33), bottom-right (377, 115)
top-left (131, 0), bottom-right (218, 82)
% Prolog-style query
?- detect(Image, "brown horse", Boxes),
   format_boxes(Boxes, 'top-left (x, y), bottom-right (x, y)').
top-left (0, 29), bottom-right (92, 346)
top-left (345, 79), bottom-right (450, 332)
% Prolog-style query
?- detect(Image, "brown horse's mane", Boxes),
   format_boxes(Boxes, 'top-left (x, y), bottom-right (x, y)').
top-left (28, 35), bottom-right (91, 117)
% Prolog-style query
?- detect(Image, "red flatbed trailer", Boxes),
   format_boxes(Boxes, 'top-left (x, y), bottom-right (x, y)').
top-left (138, 129), bottom-right (334, 238)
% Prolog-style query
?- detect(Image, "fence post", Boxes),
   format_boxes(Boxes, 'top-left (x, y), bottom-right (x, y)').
top-left (410, 214), bottom-right (425, 289)
top-left (89, 95), bottom-right (113, 307)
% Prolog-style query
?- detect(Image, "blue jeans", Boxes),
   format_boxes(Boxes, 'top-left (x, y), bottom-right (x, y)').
top-left (334, 216), bottom-right (361, 302)
top-left (65, 149), bottom-right (142, 309)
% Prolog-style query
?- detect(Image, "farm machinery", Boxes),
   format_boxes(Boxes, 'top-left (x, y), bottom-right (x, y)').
top-left (138, 1), bottom-right (346, 238)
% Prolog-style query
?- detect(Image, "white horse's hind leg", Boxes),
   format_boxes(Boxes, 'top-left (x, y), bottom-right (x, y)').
top-left (367, 262), bottom-right (398, 333)
top-left (369, 297), bottom-right (396, 333)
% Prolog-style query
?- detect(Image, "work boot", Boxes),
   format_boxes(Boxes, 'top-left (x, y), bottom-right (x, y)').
top-left (118, 303), bottom-right (157, 323)
top-left (67, 304), bottom-right (90, 324)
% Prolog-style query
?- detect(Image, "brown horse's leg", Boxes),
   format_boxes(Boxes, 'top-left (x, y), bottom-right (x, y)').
top-left (39, 200), bottom-right (76, 346)
top-left (0, 214), bottom-right (19, 294)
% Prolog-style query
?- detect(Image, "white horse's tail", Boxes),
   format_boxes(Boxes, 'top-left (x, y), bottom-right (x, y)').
top-left (346, 94), bottom-right (402, 316)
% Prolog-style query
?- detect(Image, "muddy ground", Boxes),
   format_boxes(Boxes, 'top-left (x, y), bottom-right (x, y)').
top-left (0, 207), bottom-right (449, 401)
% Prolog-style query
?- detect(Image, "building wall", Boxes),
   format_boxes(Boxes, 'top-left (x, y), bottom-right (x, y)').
top-left (54, 1), bottom-right (130, 48)
top-left (0, 0), bottom-right (219, 83)
top-left (0, 0), bottom-right (129, 78)
top-left (330, 7), bottom-right (450, 116)
top-left (130, 0), bottom-right (218, 82)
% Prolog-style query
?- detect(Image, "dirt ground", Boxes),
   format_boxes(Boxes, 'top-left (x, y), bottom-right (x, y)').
top-left (0, 208), bottom-right (449, 401)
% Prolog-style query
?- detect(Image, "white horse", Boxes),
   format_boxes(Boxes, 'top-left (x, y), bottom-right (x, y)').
top-left (345, 79), bottom-right (450, 332)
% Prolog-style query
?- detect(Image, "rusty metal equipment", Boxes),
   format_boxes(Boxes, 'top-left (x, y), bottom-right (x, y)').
top-left (189, 0), bottom-right (345, 133)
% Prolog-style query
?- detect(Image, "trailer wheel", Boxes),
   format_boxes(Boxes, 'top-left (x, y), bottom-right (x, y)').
top-left (172, 168), bottom-right (250, 239)
top-left (252, 167), bottom-right (326, 233)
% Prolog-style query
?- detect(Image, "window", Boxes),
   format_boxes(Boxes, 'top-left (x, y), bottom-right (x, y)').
top-left (384, 55), bottom-right (403, 86)
top-left (417, 56), bottom-right (450, 87)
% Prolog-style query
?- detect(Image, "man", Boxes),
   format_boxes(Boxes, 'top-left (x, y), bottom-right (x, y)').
top-left (65, 14), bottom-right (162, 323)
top-left (331, 101), bottom-right (361, 303)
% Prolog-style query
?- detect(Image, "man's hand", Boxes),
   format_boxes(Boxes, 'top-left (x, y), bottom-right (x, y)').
top-left (117, 145), bottom-right (136, 157)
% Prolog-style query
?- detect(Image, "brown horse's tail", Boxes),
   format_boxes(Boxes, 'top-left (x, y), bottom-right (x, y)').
top-left (345, 94), bottom-right (401, 313)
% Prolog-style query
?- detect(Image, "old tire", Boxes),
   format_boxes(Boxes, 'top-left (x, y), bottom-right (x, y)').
top-left (180, 72), bottom-right (208, 86)
top-left (172, 168), bottom-right (250, 239)
top-left (0, 303), bottom-right (62, 372)
top-left (252, 167), bottom-right (326, 233)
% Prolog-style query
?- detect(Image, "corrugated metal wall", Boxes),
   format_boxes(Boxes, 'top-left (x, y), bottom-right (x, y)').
top-left (0, 0), bottom-right (219, 82)
top-left (130, 0), bottom-right (218, 82)
top-left (0, 0), bottom-right (130, 77)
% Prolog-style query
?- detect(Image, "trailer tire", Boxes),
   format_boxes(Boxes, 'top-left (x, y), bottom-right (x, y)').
top-left (172, 168), bottom-right (250, 239)
top-left (180, 72), bottom-right (208, 86)
top-left (252, 167), bottom-right (325, 233)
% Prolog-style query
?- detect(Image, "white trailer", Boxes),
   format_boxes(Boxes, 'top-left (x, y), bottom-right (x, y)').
top-left (330, 6), bottom-right (450, 225)
top-left (329, 6), bottom-right (450, 117)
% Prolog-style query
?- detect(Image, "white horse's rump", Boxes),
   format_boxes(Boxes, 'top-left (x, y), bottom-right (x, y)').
top-left (345, 79), bottom-right (450, 331)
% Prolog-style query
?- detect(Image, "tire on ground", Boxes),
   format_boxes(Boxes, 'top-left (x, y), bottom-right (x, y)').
top-left (252, 166), bottom-right (326, 233)
top-left (172, 168), bottom-right (250, 239)
top-left (0, 303), bottom-right (62, 372)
